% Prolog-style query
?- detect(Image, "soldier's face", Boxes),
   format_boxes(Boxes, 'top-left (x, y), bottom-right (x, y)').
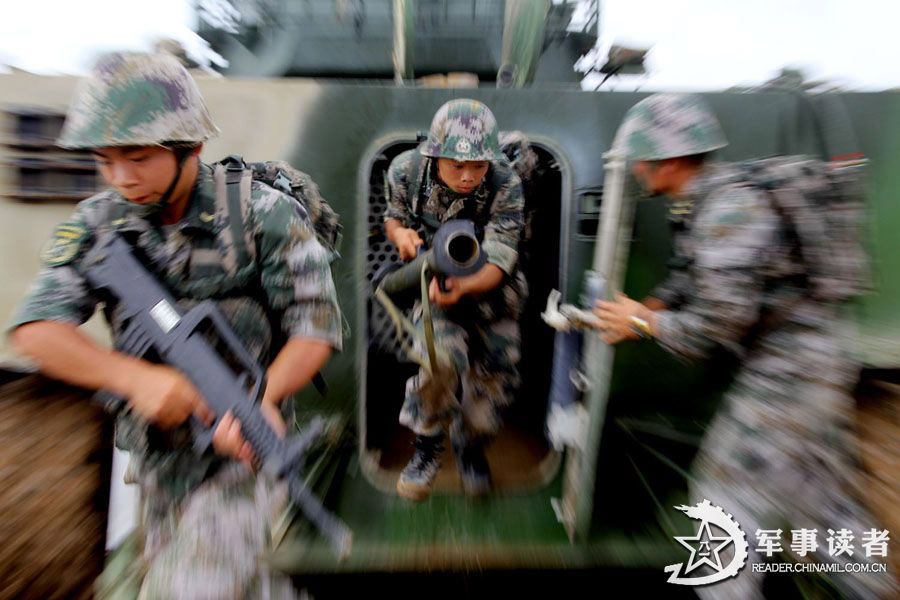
top-left (436, 158), bottom-right (490, 194)
top-left (633, 159), bottom-right (688, 197)
top-left (91, 146), bottom-right (180, 204)
top-left (632, 160), bottom-right (665, 195)
top-left (633, 158), bottom-right (701, 199)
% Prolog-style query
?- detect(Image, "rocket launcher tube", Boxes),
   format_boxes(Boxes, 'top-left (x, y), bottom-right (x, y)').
top-left (375, 219), bottom-right (486, 295)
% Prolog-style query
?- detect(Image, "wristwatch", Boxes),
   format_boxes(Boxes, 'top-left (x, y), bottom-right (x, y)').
top-left (628, 314), bottom-right (653, 339)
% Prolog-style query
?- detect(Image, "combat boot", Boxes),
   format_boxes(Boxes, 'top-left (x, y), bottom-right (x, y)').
top-left (396, 433), bottom-right (444, 501)
top-left (453, 439), bottom-right (492, 497)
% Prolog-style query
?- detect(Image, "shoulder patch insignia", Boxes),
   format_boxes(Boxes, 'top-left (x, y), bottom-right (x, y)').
top-left (703, 207), bottom-right (751, 240)
top-left (41, 224), bottom-right (87, 266)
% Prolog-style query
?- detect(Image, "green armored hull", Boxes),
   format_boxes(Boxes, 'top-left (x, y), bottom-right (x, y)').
top-left (254, 86), bottom-right (900, 572)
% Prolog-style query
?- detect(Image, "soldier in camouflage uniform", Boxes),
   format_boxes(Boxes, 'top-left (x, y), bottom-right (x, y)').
top-left (384, 99), bottom-right (525, 500)
top-left (8, 52), bottom-right (342, 599)
top-left (594, 93), bottom-right (896, 598)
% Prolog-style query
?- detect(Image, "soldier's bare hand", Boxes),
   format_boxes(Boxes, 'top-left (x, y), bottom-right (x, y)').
top-left (211, 402), bottom-right (287, 470)
top-left (394, 227), bottom-right (424, 261)
top-left (593, 292), bottom-right (644, 345)
top-left (212, 410), bottom-right (256, 468)
top-left (429, 276), bottom-right (464, 308)
top-left (127, 364), bottom-right (214, 429)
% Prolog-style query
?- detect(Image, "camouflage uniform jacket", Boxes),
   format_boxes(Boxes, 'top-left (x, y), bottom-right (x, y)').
top-left (384, 149), bottom-right (526, 319)
top-left (658, 164), bottom-right (898, 599)
top-left (9, 163), bottom-right (342, 498)
top-left (652, 162), bottom-right (853, 376)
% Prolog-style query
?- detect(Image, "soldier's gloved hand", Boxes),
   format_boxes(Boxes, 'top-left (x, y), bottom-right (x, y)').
top-left (126, 363), bottom-right (215, 429)
top-left (393, 227), bottom-right (424, 261)
top-left (429, 275), bottom-right (464, 308)
top-left (211, 402), bottom-right (287, 470)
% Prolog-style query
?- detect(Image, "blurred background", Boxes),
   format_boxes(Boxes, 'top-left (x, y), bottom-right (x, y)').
top-left (0, 2), bottom-right (897, 599)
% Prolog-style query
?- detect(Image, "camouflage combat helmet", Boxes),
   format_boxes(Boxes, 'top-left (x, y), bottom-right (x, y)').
top-left (616, 93), bottom-right (728, 161)
top-left (56, 52), bottom-right (219, 149)
top-left (420, 99), bottom-right (502, 162)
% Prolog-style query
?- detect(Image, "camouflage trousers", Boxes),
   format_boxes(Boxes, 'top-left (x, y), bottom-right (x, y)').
top-left (399, 303), bottom-right (521, 447)
top-left (135, 461), bottom-right (298, 600)
top-left (691, 324), bottom-right (898, 599)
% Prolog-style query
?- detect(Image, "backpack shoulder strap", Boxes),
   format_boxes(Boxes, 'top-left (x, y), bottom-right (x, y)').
top-left (405, 150), bottom-right (426, 219)
top-left (213, 155), bottom-right (256, 276)
top-left (212, 156), bottom-right (332, 396)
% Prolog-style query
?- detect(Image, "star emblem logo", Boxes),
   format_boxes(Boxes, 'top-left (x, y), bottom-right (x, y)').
top-left (665, 499), bottom-right (749, 586)
top-left (675, 518), bottom-right (734, 574)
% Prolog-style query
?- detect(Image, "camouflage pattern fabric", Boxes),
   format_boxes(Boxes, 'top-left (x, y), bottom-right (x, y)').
top-left (384, 148), bottom-right (525, 446)
top-left (737, 156), bottom-right (870, 303)
top-left (616, 93), bottom-right (728, 161)
top-left (648, 164), bottom-right (897, 599)
top-left (57, 52), bottom-right (219, 149)
top-left (138, 464), bottom-right (295, 600)
top-left (499, 131), bottom-right (539, 185)
top-left (9, 163), bottom-right (342, 598)
top-left (386, 149), bottom-right (524, 280)
top-left (245, 159), bottom-right (343, 257)
top-left (400, 309), bottom-right (520, 448)
top-left (499, 130), bottom-right (541, 267)
top-left (420, 99), bottom-right (503, 162)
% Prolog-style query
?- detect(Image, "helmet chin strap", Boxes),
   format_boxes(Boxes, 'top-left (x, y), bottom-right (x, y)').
top-left (158, 146), bottom-right (194, 206)
top-left (128, 147), bottom-right (195, 220)
top-left (133, 147), bottom-right (194, 219)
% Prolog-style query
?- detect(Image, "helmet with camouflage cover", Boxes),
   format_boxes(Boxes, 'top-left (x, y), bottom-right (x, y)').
top-left (56, 51), bottom-right (219, 149)
top-left (616, 93), bottom-right (728, 161)
top-left (420, 99), bottom-right (502, 161)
